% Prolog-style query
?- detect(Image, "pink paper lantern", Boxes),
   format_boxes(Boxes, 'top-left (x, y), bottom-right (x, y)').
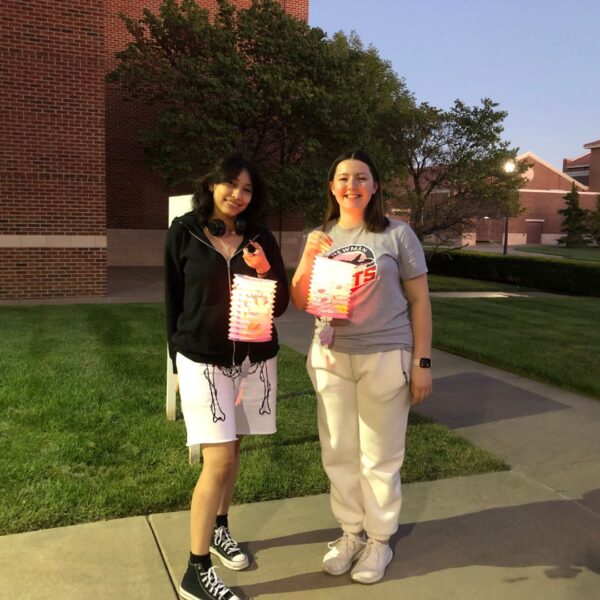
top-left (228, 274), bottom-right (277, 342)
top-left (306, 256), bottom-right (355, 319)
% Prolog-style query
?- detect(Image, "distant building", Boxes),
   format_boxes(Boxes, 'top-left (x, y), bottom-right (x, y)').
top-left (563, 152), bottom-right (591, 186)
top-left (563, 139), bottom-right (600, 190)
top-left (476, 142), bottom-right (599, 246)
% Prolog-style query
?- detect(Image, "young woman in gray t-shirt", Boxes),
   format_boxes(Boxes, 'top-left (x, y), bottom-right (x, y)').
top-left (291, 149), bottom-right (433, 585)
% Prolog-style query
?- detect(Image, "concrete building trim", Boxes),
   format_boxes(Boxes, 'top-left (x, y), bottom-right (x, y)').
top-left (507, 233), bottom-right (527, 245)
top-left (541, 233), bottom-right (562, 245)
top-left (0, 236), bottom-right (107, 248)
top-left (106, 227), bottom-right (304, 268)
top-left (107, 229), bottom-right (166, 267)
top-left (519, 189), bottom-right (598, 195)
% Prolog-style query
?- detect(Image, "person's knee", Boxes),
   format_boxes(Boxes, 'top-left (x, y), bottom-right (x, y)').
top-left (204, 458), bottom-right (236, 483)
top-left (201, 447), bottom-right (237, 482)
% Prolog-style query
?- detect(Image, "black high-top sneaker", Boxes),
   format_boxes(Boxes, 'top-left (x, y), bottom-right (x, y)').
top-left (210, 526), bottom-right (249, 570)
top-left (180, 562), bottom-right (240, 600)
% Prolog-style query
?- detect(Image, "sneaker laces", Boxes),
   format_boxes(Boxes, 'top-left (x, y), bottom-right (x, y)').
top-left (327, 533), bottom-right (365, 552)
top-left (199, 566), bottom-right (232, 599)
top-left (356, 539), bottom-right (380, 564)
top-left (215, 526), bottom-right (241, 555)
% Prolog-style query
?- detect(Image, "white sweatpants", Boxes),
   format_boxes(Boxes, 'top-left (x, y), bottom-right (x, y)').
top-left (307, 344), bottom-right (412, 541)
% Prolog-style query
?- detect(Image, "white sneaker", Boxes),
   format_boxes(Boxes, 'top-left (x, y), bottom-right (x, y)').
top-left (350, 538), bottom-right (393, 584)
top-left (322, 532), bottom-right (365, 575)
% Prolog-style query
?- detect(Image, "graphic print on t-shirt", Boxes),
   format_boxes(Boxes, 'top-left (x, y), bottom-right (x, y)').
top-left (328, 244), bottom-right (377, 293)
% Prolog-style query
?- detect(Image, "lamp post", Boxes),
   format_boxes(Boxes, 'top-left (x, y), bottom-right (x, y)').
top-left (502, 160), bottom-right (516, 255)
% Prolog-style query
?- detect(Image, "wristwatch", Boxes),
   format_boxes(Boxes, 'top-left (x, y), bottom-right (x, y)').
top-left (413, 358), bottom-right (432, 368)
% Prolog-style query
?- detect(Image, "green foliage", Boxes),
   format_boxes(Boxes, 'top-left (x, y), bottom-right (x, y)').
top-left (558, 184), bottom-right (590, 247)
top-left (587, 194), bottom-right (600, 245)
top-left (323, 32), bottom-right (412, 177)
top-left (108, 0), bottom-right (413, 224)
top-left (109, 0), bottom-right (521, 238)
top-left (427, 251), bottom-right (600, 296)
top-left (387, 98), bottom-right (524, 245)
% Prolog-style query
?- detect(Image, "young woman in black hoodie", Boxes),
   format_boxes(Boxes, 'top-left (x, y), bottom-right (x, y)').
top-left (165, 156), bottom-right (289, 600)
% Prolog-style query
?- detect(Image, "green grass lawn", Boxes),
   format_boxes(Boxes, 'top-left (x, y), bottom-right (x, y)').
top-left (0, 304), bottom-right (505, 535)
top-left (428, 274), bottom-right (530, 293)
top-left (513, 245), bottom-right (600, 262)
top-left (432, 295), bottom-right (600, 399)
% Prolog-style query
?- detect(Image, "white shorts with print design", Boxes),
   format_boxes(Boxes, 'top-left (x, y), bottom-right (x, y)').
top-left (176, 352), bottom-right (277, 446)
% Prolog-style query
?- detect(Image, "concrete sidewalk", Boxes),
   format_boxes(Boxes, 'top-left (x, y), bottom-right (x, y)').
top-left (1, 268), bottom-right (599, 599)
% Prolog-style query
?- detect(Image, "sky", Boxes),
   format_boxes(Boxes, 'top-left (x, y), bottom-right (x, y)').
top-left (308, 0), bottom-right (600, 170)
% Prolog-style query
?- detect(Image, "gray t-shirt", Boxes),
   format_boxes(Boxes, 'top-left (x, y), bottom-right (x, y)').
top-left (312, 219), bottom-right (428, 353)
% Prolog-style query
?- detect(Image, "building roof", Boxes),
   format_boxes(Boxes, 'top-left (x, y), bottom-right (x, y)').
top-left (517, 151), bottom-right (588, 191)
top-left (564, 152), bottom-right (591, 168)
top-left (584, 139), bottom-right (600, 149)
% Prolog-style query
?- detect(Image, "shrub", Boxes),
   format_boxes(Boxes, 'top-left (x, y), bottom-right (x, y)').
top-left (426, 251), bottom-right (600, 296)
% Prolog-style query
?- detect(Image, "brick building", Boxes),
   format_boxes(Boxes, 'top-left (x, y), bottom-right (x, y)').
top-left (1, 0), bottom-right (308, 300)
top-left (2, 2), bottom-right (107, 300)
top-left (563, 139), bottom-right (600, 189)
top-left (476, 145), bottom-right (599, 246)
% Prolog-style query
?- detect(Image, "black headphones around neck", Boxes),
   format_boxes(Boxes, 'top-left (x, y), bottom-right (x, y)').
top-left (206, 216), bottom-right (247, 237)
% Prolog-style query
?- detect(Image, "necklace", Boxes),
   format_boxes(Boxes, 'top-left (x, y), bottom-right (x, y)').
top-left (204, 228), bottom-right (242, 260)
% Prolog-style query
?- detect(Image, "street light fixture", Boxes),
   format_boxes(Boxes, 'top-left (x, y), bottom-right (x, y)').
top-left (503, 160), bottom-right (516, 174)
top-left (502, 160), bottom-right (516, 255)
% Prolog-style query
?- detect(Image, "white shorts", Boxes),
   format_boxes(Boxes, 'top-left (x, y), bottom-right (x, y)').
top-left (176, 353), bottom-right (277, 446)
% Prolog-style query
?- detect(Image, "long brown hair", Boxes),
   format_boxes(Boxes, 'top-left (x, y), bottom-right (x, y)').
top-left (322, 150), bottom-right (389, 233)
top-left (192, 155), bottom-right (265, 229)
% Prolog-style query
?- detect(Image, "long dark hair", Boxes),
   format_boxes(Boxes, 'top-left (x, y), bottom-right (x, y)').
top-left (192, 155), bottom-right (266, 231)
top-left (323, 150), bottom-right (388, 233)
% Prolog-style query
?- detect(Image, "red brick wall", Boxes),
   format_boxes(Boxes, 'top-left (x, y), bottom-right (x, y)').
top-left (1, 1), bottom-right (106, 299)
top-left (2, 0), bottom-right (309, 299)
top-left (517, 191), bottom-right (598, 234)
top-left (588, 148), bottom-right (600, 192)
top-left (522, 157), bottom-right (575, 192)
top-left (105, 0), bottom-right (309, 231)
top-left (265, 211), bottom-right (306, 232)
top-left (104, 0), bottom-right (165, 230)
top-left (0, 248), bottom-right (107, 300)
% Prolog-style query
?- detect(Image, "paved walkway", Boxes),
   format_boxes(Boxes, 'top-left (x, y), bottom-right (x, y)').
top-left (1, 268), bottom-right (599, 599)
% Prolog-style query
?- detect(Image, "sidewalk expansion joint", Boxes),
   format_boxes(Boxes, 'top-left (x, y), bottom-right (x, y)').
top-left (145, 515), bottom-right (179, 599)
top-left (510, 469), bottom-right (600, 521)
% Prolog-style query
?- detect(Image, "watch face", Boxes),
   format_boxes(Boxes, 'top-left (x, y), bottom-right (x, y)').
top-left (419, 358), bottom-right (432, 368)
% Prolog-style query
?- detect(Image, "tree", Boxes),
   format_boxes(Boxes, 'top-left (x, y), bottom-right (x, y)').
top-left (385, 98), bottom-right (525, 246)
top-left (109, 0), bottom-right (247, 185)
top-left (108, 1), bottom-right (521, 243)
top-left (321, 32), bottom-right (413, 176)
top-left (108, 0), bottom-right (412, 227)
top-left (587, 194), bottom-right (600, 246)
top-left (108, 0), bottom-right (336, 201)
top-left (557, 185), bottom-right (589, 247)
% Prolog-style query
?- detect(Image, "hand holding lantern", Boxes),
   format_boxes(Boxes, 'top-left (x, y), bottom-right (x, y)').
top-left (243, 241), bottom-right (271, 276)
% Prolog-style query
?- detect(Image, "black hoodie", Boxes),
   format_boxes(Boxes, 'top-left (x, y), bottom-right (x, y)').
top-left (165, 211), bottom-right (289, 372)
